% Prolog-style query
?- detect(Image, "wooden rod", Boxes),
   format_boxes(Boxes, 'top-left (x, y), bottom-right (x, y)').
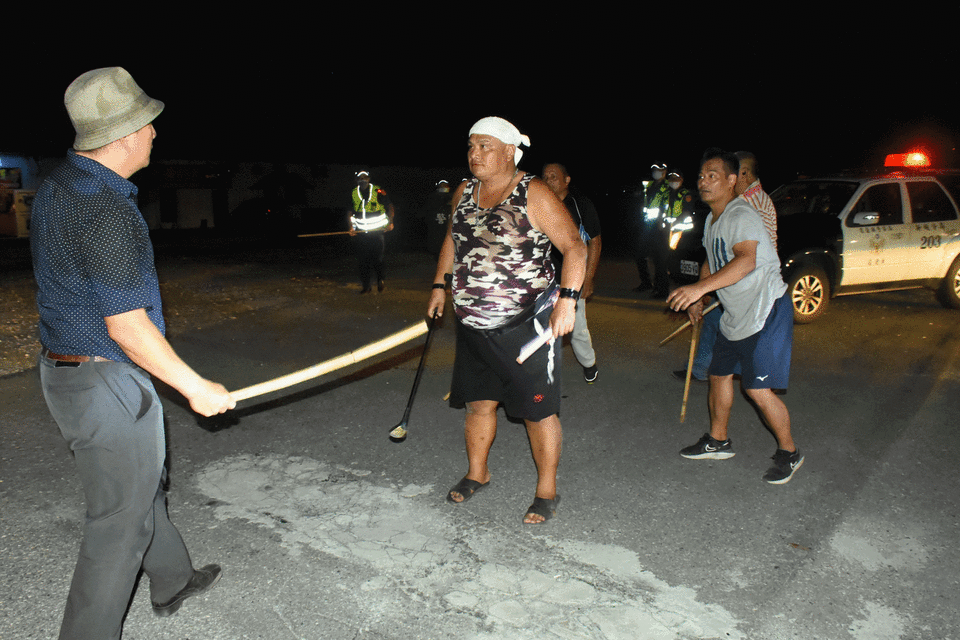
top-left (229, 321), bottom-right (429, 402)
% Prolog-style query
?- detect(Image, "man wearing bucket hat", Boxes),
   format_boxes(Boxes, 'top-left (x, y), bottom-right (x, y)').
top-left (427, 116), bottom-right (586, 524)
top-left (31, 67), bottom-right (233, 640)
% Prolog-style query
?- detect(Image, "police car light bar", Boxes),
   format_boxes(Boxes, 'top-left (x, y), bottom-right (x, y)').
top-left (884, 151), bottom-right (930, 168)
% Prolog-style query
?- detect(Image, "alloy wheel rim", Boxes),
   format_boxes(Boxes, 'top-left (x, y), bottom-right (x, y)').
top-left (793, 276), bottom-right (823, 315)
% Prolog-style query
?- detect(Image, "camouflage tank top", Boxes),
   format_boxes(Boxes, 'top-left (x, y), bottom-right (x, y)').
top-left (452, 173), bottom-right (556, 329)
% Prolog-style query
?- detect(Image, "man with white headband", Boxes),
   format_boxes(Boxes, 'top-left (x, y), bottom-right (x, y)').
top-left (468, 115), bottom-right (531, 164)
top-left (427, 116), bottom-right (587, 524)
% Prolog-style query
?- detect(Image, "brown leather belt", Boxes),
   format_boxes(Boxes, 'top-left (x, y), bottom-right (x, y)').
top-left (42, 349), bottom-right (112, 363)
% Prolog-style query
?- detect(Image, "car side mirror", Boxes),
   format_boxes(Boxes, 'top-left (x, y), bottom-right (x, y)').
top-left (851, 212), bottom-right (880, 226)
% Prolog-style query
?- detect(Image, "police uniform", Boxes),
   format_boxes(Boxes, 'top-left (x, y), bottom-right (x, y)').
top-left (350, 182), bottom-right (392, 291)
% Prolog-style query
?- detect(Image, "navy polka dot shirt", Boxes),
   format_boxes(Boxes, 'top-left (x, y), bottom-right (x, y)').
top-left (31, 150), bottom-right (165, 363)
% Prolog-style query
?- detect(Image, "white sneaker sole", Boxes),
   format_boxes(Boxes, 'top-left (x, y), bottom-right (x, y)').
top-left (681, 451), bottom-right (735, 460)
top-left (765, 456), bottom-right (805, 484)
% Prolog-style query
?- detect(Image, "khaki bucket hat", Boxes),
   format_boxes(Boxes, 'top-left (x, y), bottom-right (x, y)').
top-left (65, 67), bottom-right (164, 151)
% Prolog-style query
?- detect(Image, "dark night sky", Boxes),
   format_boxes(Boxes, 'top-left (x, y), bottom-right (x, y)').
top-left (6, 31), bottom-right (958, 198)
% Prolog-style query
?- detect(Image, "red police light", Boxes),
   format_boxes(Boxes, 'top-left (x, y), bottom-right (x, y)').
top-left (885, 152), bottom-right (931, 167)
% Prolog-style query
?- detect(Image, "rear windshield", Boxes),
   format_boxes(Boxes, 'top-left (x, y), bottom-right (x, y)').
top-left (935, 175), bottom-right (960, 206)
top-left (771, 181), bottom-right (859, 218)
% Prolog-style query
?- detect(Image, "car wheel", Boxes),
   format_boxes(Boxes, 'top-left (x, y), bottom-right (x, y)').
top-left (786, 266), bottom-right (830, 324)
top-left (936, 256), bottom-right (960, 309)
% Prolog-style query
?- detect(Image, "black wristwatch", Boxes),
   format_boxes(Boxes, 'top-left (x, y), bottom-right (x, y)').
top-left (558, 287), bottom-right (580, 300)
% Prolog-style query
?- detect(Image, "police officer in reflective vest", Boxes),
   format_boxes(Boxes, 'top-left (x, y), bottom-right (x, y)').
top-left (664, 169), bottom-right (695, 231)
top-left (349, 170), bottom-right (395, 293)
top-left (645, 163), bottom-right (672, 299)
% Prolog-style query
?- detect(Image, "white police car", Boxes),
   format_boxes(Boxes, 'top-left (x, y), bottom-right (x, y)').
top-left (772, 152), bottom-right (960, 323)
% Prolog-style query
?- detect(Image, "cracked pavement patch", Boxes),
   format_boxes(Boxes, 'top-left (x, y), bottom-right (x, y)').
top-left (196, 453), bottom-right (744, 639)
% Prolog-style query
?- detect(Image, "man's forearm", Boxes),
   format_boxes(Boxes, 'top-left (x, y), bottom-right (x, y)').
top-left (697, 253), bottom-right (755, 296)
top-left (559, 240), bottom-right (587, 293)
top-left (585, 235), bottom-right (601, 286)
top-left (427, 231), bottom-right (455, 318)
top-left (105, 308), bottom-right (234, 415)
top-left (433, 231), bottom-right (455, 284)
top-left (106, 309), bottom-right (208, 397)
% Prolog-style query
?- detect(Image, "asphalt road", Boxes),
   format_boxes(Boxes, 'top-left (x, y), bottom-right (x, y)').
top-left (1, 240), bottom-right (958, 640)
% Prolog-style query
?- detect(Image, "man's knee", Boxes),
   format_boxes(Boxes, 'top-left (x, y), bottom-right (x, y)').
top-left (465, 400), bottom-right (498, 416)
top-left (709, 374), bottom-right (735, 387)
top-left (744, 387), bottom-right (786, 413)
top-left (743, 386), bottom-right (773, 401)
top-left (524, 413), bottom-right (561, 430)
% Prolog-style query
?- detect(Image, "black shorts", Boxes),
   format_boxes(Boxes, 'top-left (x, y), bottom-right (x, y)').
top-left (450, 301), bottom-right (561, 422)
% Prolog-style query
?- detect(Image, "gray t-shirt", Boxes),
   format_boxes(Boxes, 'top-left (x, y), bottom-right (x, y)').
top-left (704, 198), bottom-right (786, 340)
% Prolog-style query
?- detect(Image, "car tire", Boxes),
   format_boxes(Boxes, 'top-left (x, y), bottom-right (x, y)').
top-left (786, 265), bottom-right (830, 324)
top-left (936, 256), bottom-right (960, 309)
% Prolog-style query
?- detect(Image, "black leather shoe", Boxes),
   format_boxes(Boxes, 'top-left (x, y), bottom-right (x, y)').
top-left (377, 279), bottom-right (385, 292)
top-left (152, 564), bottom-right (222, 618)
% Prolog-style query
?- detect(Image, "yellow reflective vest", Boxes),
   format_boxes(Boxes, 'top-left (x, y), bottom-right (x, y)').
top-left (351, 184), bottom-right (390, 231)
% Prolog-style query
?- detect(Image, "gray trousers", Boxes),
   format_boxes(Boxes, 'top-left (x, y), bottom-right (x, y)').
top-left (39, 355), bottom-right (194, 640)
top-left (570, 299), bottom-right (596, 368)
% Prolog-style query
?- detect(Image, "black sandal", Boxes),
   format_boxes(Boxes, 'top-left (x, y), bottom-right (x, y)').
top-left (524, 495), bottom-right (560, 524)
top-left (446, 477), bottom-right (489, 504)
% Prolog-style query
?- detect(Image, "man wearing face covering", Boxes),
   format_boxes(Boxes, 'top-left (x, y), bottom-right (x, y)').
top-left (427, 117), bottom-right (586, 524)
top-left (645, 163), bottom-right (673, 299)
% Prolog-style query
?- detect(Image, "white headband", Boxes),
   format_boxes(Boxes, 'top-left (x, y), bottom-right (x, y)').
top-left (469, 116), bottom-right (530, 165)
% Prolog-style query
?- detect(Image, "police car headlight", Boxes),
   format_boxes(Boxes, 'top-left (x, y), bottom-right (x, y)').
top-left (669, 231), bottom-right (682, 250)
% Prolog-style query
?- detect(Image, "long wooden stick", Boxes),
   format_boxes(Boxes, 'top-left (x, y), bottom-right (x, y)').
top-left (659, 300), bottom-right (720, 347)
top-left (680, 320), bottom-right (702, 423)
top-left (229, 321), bottom-right (428, 402)
top-left (297, 231), bottom-right (353, 238)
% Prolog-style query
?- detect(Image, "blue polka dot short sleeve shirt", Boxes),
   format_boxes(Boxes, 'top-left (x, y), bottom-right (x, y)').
top-left (31, 150), bottom-right (165, 363)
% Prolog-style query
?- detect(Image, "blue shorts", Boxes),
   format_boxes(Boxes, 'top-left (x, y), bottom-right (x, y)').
top-left (709, 292), bottom-right (792, 389)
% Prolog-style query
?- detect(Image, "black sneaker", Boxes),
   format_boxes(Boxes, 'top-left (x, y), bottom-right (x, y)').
top-left (672, 369), bottom-right (707, 383)
top-left (680, 433), bottom-right (735, 459)
top-left (763, 449), bottom-right (804, 484)
top-left (583, 365), bottom-right (598, 383)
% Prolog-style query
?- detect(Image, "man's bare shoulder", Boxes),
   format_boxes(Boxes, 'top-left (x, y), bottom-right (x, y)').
top-left (526, 175), bottom-right (558, 203)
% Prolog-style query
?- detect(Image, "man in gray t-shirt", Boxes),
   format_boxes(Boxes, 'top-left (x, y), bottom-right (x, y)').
top-left (667, 148), bottom-right (803, 485)
top-left (704, 197), bottom-right (786, 341)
